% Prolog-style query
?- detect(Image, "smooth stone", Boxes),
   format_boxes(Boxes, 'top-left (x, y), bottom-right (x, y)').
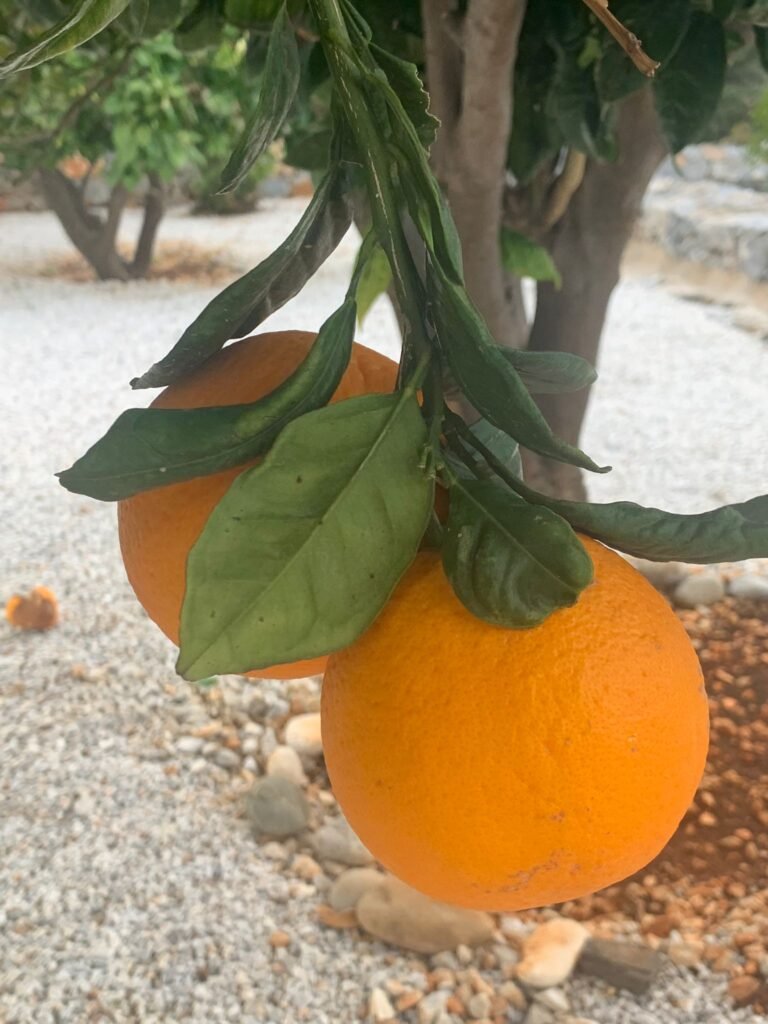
top-left (516, 918), bottom-right (590, 988)
top-left (673, 571), bottom-right (725, 608)
top-left (369, 987), bottom-right (396, 1021)
top-left (244, 776), bottom-right (309, 838)
top-left (260, 727), bottom-right (278, 759)
top-left (577, 937), bottom-right (664, 995)
top-left (284, 712), bottom-right (323, 757)
top-left (356, 876), bottom-right (494, 955)
top-left (311, 818), bottom-right (374, 867)
top-left (266, 745), bottom-right (308, 787)
top-left (729, 573), bottom-right (768, 600)
top-left (328, 868), bottom-right (386, 911)
top-left (176, 736), bottom-right (204, 755)
top-left (213, 748), bottom-right (241, 769)
top-left (533, 988), bottom-right (570, 1012)
top-left (632, 559), bottom-right (687, 591)
top-left (524, 1006), bottom-right (555, 1024)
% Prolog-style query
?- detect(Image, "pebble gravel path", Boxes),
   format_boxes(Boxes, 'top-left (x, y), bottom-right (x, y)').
top-left (1, 202), bottom-right (766, 1023)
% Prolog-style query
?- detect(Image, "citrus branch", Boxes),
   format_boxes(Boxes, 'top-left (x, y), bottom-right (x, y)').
top-left (580, 0), bottom-right (660, 77)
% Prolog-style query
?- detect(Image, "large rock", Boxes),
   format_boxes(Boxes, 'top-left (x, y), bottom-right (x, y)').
top-left (729, 573), bottom-right (768, 601)
top-left (577, 938), bottom-right (664, 995)
top-left (244, 776), bottom-right (309, 838)
top-left (673, 571), bottom-right (725, 608)
top-left (356, 876), bottom-right (494, 954)
top-left (632, 559), bottom-right (687, 592)
top-left (284, 712), bottom-right (323, 758)
top-left (329, 868), bottom-right (386, 911)
top-left (311, 817), bottom-right (374, 867)
top-left (516, 918), bottom-right (590, 989)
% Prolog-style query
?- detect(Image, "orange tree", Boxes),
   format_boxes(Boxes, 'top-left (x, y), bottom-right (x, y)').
top-left (0, 0), bottom-right (762, 673)
top-left (4, 0), bottom-right (768, 910)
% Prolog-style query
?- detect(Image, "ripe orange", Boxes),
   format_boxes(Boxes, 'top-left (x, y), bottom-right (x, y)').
top-left (322, 538), bottom-right (709, 910)
top-left (118, 331), bottom-right (397, 679)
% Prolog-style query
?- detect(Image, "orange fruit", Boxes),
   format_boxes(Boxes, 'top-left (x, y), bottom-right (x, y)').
top-left (322, 537), bottom-right (709, 910)
top-left (118, 330), bottom-right (397, 679)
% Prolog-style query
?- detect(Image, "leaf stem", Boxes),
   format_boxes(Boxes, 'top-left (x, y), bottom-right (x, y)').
top-left (309, 0), bottom-right (433, 365)
top-left (580, 0), bottom-right (660, 77)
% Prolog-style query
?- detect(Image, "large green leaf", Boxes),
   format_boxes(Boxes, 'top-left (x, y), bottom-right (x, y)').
top-left (595, 0), bottom-right (691, 103)
top-left (131, 162), bottom-right (354, 389)
top-left (224, 0), bottom-right (283, 27)
top-left (0, 0), bottom-right (129, 78)
top-left (654, 12), bottom-right (727, 153)
top-left (430, 266), bottom-right (609, 475)
top-left (443, 479), bottom-right (593, 627)
top-left (500, 228), bottom-right (561, 286)
top-left (533, 492), bottom-right (768, 564)
top-left (57, 300), bottom-right (356, 501)
top-left (175, 0), bottom-right (223, 50)
top-left (218, 2), bottom-right (300, 193)
top-left (501, 349), bottom-right (597, 395)
top-left (177, 391), bottom-right (433, 679)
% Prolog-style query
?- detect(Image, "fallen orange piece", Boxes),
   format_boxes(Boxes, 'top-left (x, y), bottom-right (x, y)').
top-left (5, 586), bottom-right (60, 631)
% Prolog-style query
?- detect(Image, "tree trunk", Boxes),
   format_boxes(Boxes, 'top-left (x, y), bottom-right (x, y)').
top-left (130, 173), bottom-right (165, 278)
top-left (39, 168), bottom-right (131, 281)
top-left (38, 168), bottom-right (164, 281)
top-left (521, 87), bottom-right (668, 499)
top-left (422, 0), bottom-right (529, 348)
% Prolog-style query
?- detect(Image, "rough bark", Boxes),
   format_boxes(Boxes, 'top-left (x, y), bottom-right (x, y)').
top-left (521, 87), bottom-right (668, 499)
top-left (38, 168), bottom-right (165, 281)
top-left (422, 0), bottom-right (528, 347)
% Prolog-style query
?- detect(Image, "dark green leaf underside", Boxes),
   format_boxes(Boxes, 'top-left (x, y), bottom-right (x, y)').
top-left (58, 300), bottom-right (357, 500)
top-left (443, 479), bottom-right (594, 627)
top-left (131, 162), bottom-right (354, 389)
top-left (431, 267), bottom-right (609, 474)
top-left (219, 3), bottom-right (300, 193)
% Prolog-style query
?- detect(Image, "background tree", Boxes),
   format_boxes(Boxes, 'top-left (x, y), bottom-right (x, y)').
top-left (0, 7), bottom-right (274, 279)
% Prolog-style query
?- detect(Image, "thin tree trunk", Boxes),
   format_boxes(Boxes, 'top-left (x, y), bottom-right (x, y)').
top-left (130, 173), bottom-right (164, 278)
top-left (423, 0), bottom-right (529, 348)
top-left (522, 87), bottom-right (668, 499)
top-left (39, 167), bottom-right (131, 281)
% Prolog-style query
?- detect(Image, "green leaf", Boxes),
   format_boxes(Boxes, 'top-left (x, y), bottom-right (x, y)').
top-left (755, 25), bottom-right (768, 71)
top-left (443, 479), bottom-right (594, 628)
top-left (467, 419), bottom-right (523, 477)
top-left (355, 241), bottom-right (392, 325)
top-left (371, 44), bottom-right (439, 148)
top-left (500, 228), bottom-right (561, 286)
top-left (0, 0), bottom-right (130, 78)
top-left (654, 12), bottom-right (727, 153)
top-left (500, 349), bottom-right (597, 395)
top-left (175, 0), bottom-right (224, 51)
top-left (132, 161), bottom-right (354, 389)
top-left (284, 127), bottom-right (332, 171)
top-left (430, 265), bottom-right (609, 475)
top-left (529, 492), bottom-right (768, 564)
top-left (58, 300), bottom-right (357, 501)
top-left (219, 2), bottom-right (299, 193)
top-left (177, 391), bottom-right (433, 678)
top-left (595, 0), bottom-right (691, 103)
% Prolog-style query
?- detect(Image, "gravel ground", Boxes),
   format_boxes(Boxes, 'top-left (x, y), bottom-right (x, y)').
top-left (1, 202), bottom-right (767, 1024)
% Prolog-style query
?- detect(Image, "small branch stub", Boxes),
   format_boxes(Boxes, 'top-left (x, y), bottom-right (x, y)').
top-left (581, 0), bottom-right (661, 78)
